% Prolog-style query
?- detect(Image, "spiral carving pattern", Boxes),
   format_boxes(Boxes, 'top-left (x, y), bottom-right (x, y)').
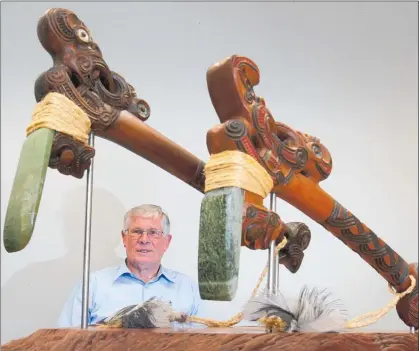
top-left (75, 55), bottom-right (93, 75)
top-left (224, 120), bottom-right (247, 140)
top-left (44, 67), bottom-right (69, 86)
top-left (295, 147), bottom-right (308, 169)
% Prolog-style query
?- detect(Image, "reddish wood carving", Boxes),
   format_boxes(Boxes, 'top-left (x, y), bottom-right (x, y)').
top-left (241, 202), bottom-right (287, 250)
top-left (35, 8), bottom-right (204, 190)
top-left (278, 222), bottom-right (311, 273)
top-left (49, 133), bottom-right (95, 179)
top-left (205, 55), bottom-right (418, 329)
top-left (35, 8), bottom-right (150, 129)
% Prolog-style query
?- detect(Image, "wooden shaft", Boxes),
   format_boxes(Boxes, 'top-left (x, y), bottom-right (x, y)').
top-left (274, 174), bottom-right (412, 293)
top-left (95, 111), bottom-right (206, 193)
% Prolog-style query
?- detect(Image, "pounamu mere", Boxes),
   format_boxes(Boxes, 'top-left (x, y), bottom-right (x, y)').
top-left (2, 7), bottom-right (417, 333)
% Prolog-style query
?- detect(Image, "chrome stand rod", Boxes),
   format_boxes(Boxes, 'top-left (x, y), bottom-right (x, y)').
top-left (267, 192), bottom-right (278, 294)
top-left (81, 132), bottom-right (95, 329)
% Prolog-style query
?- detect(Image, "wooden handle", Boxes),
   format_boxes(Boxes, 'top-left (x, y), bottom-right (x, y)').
top-left (96, 110), bottom-right (205, 192)
top-left (275, 174), bottom-right (412, 293)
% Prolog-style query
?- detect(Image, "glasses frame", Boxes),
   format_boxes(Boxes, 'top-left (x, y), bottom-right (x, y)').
top-left (123, 228), bottom-right (165, 240)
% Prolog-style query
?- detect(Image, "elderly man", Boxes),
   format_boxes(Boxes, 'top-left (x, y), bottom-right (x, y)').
top-left (58, 204), bottom-right (202, 327)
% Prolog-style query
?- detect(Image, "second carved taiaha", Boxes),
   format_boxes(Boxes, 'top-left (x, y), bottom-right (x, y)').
top-left (197, 55), bottom-right (417, 330)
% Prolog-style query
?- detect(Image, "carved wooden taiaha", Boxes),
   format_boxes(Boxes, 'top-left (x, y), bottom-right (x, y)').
top-left (199, 55), bottom-right (418, 330)
top-left (2, 8), bottom-right (417, 332)
top-left (2, 8), bottom-right (206, 253)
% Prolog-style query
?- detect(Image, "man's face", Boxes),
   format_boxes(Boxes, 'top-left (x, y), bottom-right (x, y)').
top-left (122, 215), bottom-right (172, 266)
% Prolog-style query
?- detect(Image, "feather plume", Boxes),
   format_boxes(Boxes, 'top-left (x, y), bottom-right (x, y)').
top-left (242, 286), bottom-right (348, 333)
top-left (96, 297), bottom-right (188, 329)
top-left (242, 288), bottom-right (296, 327)
top-left (291, 286), bottom-right (347, 332)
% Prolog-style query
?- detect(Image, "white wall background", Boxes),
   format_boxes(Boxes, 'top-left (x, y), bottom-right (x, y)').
top-left (1, 1), bottom-right (417, 344)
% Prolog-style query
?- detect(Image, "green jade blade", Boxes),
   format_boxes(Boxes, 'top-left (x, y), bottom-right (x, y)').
top-left (198, 187), bottom-right (243, 301)
top-left (3, 128), bottom-right (55, 253)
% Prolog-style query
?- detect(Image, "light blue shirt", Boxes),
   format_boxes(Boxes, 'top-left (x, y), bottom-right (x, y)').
top-left (58, 260), bottom-right (202, 327)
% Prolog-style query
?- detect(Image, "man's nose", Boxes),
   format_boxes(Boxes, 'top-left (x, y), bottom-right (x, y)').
top-left (139, 233), bottom-right (151, 244)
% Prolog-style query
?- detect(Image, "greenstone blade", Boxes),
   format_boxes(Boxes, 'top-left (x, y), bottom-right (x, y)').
top-left (3, 128), bottom-right (54, 253)
top-left (198, 186), bottom-right (244, 301)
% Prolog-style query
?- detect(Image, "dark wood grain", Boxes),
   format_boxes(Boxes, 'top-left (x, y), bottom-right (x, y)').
top-left (35, 8), bottom-right (206, 190)
top-left (2, 328), bottom-right (417, 351)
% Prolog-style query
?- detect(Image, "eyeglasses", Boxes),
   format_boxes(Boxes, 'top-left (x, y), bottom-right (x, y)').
top-left (124, 228), bottom-right (164, 239)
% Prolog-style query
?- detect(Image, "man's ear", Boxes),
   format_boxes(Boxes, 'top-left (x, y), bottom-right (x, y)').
top-left (121, 230), bottom-right (126, 246)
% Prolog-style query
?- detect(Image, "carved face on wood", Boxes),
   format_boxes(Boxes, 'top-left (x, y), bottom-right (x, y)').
top-left (206, 55), bottom-right (333, 187)
top-left (37, 8), bottom-right (113, 93)
top-left (35, 8), bottom-right (150, 131)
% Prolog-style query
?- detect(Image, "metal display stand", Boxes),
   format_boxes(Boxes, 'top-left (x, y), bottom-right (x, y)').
top-left (80, 132), bottom-right (95, 329)
top-left (267, 192), bottom-right (279, 294)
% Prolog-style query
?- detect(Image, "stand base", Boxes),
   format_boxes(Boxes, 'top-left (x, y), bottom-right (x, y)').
top-left (2, 327), bottom-right (417, 351)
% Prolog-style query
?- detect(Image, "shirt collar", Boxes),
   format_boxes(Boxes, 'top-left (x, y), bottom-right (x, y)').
top-left (114, 259), bottom-right (176, 283)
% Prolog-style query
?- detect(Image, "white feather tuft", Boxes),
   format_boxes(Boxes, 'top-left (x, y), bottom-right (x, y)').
top-left (291, 286), bottom-right (348, 332)
top-left (242, 285), bottom-right (348, 333)
top-left (242, 288), bottom-right (296, 327)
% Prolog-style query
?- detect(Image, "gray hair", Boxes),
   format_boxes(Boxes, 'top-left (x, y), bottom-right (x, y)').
top-left (123, 204), bottom-right (170, 235)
